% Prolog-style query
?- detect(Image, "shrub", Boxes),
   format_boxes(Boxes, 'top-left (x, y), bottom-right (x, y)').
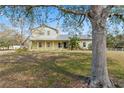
top-left (69, 35), bottom-right (80, 50)
top-left (16, 47), bottom-right (28, 53)
top-left (88, 43), bottom-right (92, 50)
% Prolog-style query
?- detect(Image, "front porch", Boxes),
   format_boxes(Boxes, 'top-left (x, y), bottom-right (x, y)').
top-left (29, 40), bottom-right (69, 50)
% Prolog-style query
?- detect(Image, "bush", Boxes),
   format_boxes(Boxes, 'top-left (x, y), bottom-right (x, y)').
top-left (69, 35), bottom-right (80, 50)
top-left (88, 43), bottom-right (92, 50)
top-left (16, 47), bottom-right (28, 53)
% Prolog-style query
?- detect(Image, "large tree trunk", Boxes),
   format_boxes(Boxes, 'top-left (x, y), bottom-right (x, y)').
top-left (88, 6), bottom-right (113, 88)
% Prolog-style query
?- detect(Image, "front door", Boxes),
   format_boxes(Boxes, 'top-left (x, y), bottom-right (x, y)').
top-left (63, 42), bottom-right (67, 48)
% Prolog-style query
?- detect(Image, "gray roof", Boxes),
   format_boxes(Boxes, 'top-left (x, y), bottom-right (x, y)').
top-left (30, 35), bottom-right (92, 41)
top-left (31, 24), bottom-right (59, 33)
top-left (56, 35), bottom-right (69, 40)
top-left (80, 35), bottom-right (92, 40)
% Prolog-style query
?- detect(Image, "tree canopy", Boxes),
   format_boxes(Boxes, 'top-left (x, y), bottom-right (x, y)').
top-left (0, 6), bottom-right (124, 36)
top-left (0, 5), bottom-right (124, 87)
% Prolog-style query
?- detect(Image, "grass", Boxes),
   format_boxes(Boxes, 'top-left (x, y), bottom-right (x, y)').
top-left (0, 50), bottom-right (124, 87)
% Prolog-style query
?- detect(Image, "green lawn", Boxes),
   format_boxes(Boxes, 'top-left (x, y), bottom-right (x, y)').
top-left (0, 51), bottom-right (124, 87)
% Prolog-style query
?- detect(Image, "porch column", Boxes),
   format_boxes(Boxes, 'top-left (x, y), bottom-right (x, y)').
top-left (29, 40), bottom-right (32, 50)
top-left (37, 41), bottom-right (39, 49)
top-left (61, 41), bottom-right (63, 49)
top-left (44, 41), bottom-right (46, 49)
top-left (62, 41), bottom-right (64, 49)
top-left (52, 41), bottom-right (54, 49)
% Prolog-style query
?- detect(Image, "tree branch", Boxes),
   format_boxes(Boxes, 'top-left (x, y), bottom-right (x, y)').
top-left (52, 5), bottom-right (89, 16)
top-left (78, 15), bottom-right (86, 27)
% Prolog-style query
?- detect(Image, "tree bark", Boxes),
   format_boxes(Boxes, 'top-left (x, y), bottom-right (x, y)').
top-left (88, 6), bottom-right (113, 88)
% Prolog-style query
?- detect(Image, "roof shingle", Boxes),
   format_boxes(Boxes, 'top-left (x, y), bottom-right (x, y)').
top-left (30, 35), bottom-right (92, 41)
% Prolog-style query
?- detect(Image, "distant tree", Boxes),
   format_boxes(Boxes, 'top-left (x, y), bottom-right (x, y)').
top-left (115, 34), bottom-right (124, 48)
top-left (88, 43), bottom-right (92, 50)
top-left (115, 41), bottom-right (124, 48)
top-left (0, 39), bottom-right (5, 49)
top-left (107, 34), bottom-right (116, 48)
top-left (69, 35), bottom-right (80, 50)
top-left (107, 33), bottom-right (124, 49)
top-left (0, 36), bottom-right (13, 50)
top-left (0, 6), bottom-right (34, 47)
top-left (0, 24), bottom-right (20, 49)
top-left (1, 5), bottom-right (124, 87)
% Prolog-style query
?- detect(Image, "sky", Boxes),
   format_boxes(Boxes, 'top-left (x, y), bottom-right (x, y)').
top-left (0, 6), bottom-right (90, 36)
top-left (0, 6), bottom-right (123, 36)
top-left (0, 15), bottom-right (12, 27)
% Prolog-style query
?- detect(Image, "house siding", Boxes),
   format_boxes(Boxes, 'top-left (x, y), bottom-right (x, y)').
top-left (79, 40), bottom-right (92, 49)
top-left (29, 25), bottom-right (92, 50)
top-left (30, 40), bottom-right (69, 50)
top-left (31, 41), bottom-right (37, 49)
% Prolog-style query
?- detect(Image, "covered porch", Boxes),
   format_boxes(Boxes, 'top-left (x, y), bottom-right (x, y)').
top-left (29, 40), bottom-right (69, 50)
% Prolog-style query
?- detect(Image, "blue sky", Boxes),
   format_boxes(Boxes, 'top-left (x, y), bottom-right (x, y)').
top-left (0, 15), bottom-right (12, 27)
top-left (0, 7), bottom-right (90, 36)
top-left (0, 15), bottom-right (90, 35)
top-left (0, 6), bottom-right (124, 36)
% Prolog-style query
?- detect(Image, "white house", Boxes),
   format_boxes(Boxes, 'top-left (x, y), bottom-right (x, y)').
top-left (29, 24), bottom-right (92, 50)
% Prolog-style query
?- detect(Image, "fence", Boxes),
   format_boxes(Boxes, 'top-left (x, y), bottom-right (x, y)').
top-left (107, 48), bottom-right (124, 51)
top-left (0, 50), bottom-right (15, 55)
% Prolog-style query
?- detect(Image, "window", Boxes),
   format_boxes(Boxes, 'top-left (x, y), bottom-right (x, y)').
top-left (58, 43), bottom-right (62, 48)
top-left (39, 32), bottom-right (44, 35)
top-left (47, 42), bottom-right (50, 47)
top-left (63, 42), bottom-right (67, 48)
top-left (39, 42), bottom-right (42, 47)
top-left (83, 42), bottom-right (86, 47)
top-left (47, 31), bottom-right (50, 35)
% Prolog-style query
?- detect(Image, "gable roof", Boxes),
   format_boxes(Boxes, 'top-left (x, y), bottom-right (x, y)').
top-left (30, 25), bottom-right (92, 41)
top-left (42, 24), bottom-right (58, 32)
top-left (31, 24), bottom-right (59, 33)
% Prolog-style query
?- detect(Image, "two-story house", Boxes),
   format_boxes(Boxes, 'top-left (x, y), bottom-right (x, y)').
top-left (29, 24), bottom-right (92, 50)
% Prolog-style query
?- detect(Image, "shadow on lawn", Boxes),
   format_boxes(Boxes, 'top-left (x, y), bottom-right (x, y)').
top-left (41, 55), bottom-right (90, 80)
top-left (0, 52), bottom-right (91, 87)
